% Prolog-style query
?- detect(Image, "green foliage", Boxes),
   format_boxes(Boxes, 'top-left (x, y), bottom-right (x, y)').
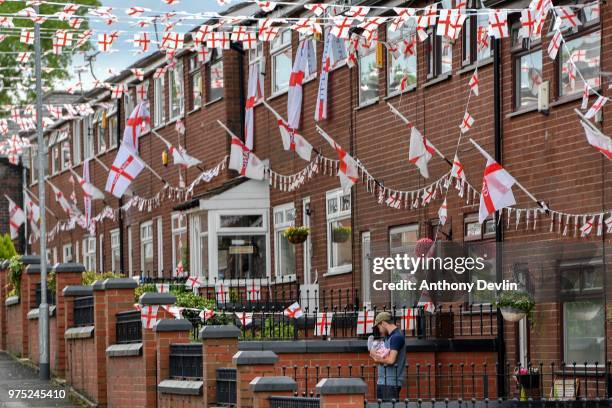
top-left (0, 234), bottom-right (17, 260)
top-left (241, 317), bottom-right (294, 340)
top-left (47, 271), bottom-right (56, 294)
top-left (134, 283), bottom-right (156, 302)
top-left (81, 271), bottom-right (123, 285)
top-left (0, 0), bottom-right (101, 105)
top-left (283, 226), bottom-right (309, 244)
top-left (496, 291), bottom-right (535, 316)
top-left (7, 255), bottom-right (23, 297)
top-left (173, 289), bottom-right (215, 310)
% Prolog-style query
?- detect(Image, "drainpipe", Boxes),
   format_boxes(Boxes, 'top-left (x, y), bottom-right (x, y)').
top-left (117, 96), bottom-right (125, 274)
top-left (231, 43), bottom-right (246, 140)
top-left (493, 37), bottom-right (507, 398)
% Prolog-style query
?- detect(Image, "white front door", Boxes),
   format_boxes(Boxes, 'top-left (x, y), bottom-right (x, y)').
top-left (300, 197), bottom-right (318, 311)
top-left (361, 232), bottom-right (371, 308)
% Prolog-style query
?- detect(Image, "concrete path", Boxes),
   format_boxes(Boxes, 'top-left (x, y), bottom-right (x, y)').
top-left (0, 352), bottom-right (76, 407)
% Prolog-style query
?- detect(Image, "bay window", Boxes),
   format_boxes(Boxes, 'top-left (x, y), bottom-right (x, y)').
top-left (154, 75), bottom-right (165, 127)
top-left (326, 190), bottom-right (352, 275)
top-left (271, 29), bottom-right (292, 95)
top-left (274, 203), bottom-right (296, 279)
top-left (358, 42), bottom-right (379, 104)
top-left (110, 229), bottom-right (120, 273)
top-left (387, 23), bottom-right (417, 95)
top-left (171, 213), bottom-right (187, 276)
top-left (207, 49), bottom-right (224, 102)
top-left (83, 236), bottom-right (96, 272)
top-left (169, 62), bottom-right (184, 120)
top-left (140, 221), bottom-right (154, 275)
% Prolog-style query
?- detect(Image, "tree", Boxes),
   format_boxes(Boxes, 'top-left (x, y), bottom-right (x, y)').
top-left (0, 0), bottom-right (101, 106)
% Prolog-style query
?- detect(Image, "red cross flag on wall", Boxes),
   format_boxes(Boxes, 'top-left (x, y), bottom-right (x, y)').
top-left (6, 195), bottom-right (25, 239)
top-left (315, 312), bottom-right (333, 337)
top-left (140, 305), bottom-right (159, 329)
top-left (488, 10), bottom-right (508, 39)
top-left (356, 309), bottom-right (374, 335)
top-left (318, 126), bottom-right (359, 193)
top-left (409, 126), bottom-right (437, 179)
top-left (278, 120), bottom-right (313, 162)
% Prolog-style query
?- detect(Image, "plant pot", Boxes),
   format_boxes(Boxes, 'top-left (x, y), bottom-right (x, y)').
top-left (287, 233), bottom-right (308, 245)
top-left (332, 229), bottom-right (351, 243)
top-left (516, 373), bottom-right (540, 389)
top-left (500, 307), bottom-right (526, 322)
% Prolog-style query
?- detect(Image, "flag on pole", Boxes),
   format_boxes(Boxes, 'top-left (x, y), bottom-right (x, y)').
top-left (473, 142), bottom-right (517, 224)
top-left (105, 144), bottom-right (145, 198)
top-left (451, 154), bottom-right (467, 181)
top-left (318, 127), bottom-right (359, 192)
top-left (579, 119), bottom-right (612, 159)
top-left (169, 145), bottom-right (202, 168)
top-left (229, 135), bottom-right (265, 180)
top-left (24, 192), bottom-right (40, 240)
top-left (278, 119), bottom-right (313, 161)
top-left (438, 199), bottom-right (448, 225)
top-left (122, 101), bottom-right (150, 151)
top-left (287, 39), bottom-right (314, 129)
top-left (6, 195), bottom-right (25, 239)
top-left (315, 30), bottom-right (346, 122)
top-left (244, 63), bottom-right (263, 149)
top-left (409, 127), bottom-right (437, 178)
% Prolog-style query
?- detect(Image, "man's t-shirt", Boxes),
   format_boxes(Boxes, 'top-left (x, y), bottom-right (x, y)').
top-left (377, 328), bottom-right (406, 386)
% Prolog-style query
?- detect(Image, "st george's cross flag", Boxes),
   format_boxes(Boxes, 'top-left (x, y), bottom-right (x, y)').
top-left (24, 191), bottom-right (40, 240)
top-left (235, 312), bottom-right (253, 328)
top-left (169, 145), bottom-right (202, 168)
top-left (163, 305), bottom-right (184, 319)
top-left (215, 281), bottom-right (230, 304)
top-left (105, 144), bottom-right (145, 198)
top-left (156, 283), bottom-right (169, 293)
top-left (76, 164), bottom-right (105, 201)
top-left (315, 312), bottom-right (334, 337)
top-left (451, 154), bottom-right (467, 181)
top-left (409, 126), bottom-right (437, 178)
top-left (473, 141), bottom-right (517, 224)
top-left (6, 195), bottom-right (25, 239)
top-left (229, 135), bottom-right (265, 180)
top-left (287, 39), bottom-right (315, 129)
top-left (283, 302), bottom-right (304, 319)
top-left (199, 308), bottom-right (215, 322)
top-left (278, 119), bottom-right (313, 161)
top-left (244, 63), bottom-right (264, 149)
top-left (579, 118), bottom-right (612, 159)
top-left (438, 198), bottom-right (448, 225)
top-left (123, 101), bottom-right (150, 151)
top-left (140, 305), bottom-right (159, 329)
top-left (356, 309), bottom-right (375, 335)
top-left (318, 127), bottom-right (359, 193)
top-left (399, 307), bottom-right (418, 331)
top-left (315, 29), bottom-right (347, 122)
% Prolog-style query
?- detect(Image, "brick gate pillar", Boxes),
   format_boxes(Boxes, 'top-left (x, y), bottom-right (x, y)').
top-left (250, 377), bottom-right (297, 408)
top-left (316, 378), bottom-right (368, 408)
top-left (200, 325), bottom-right (240, 406)
top-left (233, 350), bottom-right (279, 408)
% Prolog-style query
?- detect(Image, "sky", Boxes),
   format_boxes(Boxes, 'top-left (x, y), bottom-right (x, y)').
top-left (63, 0), bottom-right (226, 90)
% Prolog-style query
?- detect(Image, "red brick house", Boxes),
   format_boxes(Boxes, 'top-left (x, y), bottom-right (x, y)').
top-left (23, 0), bottom-right (610, 374)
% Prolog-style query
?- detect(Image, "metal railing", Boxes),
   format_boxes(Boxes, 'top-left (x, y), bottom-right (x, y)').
top-left (269, 396), bottom-right (320, 408)
top-left (35, 282), bottom-right (55, 307)
top-left (115, 310), bottom-right (142, 344)
top-left (216, 368), bottom-right (237, 406)
top-left (73, 296), bottom-right (94, 327)
top-left (169, 344), bottom-right (203, 380)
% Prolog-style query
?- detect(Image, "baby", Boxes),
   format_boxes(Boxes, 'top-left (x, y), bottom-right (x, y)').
top-left (368, 335), bottom-right (390, 359)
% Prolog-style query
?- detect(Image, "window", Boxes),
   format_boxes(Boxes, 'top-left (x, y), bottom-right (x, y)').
top-left (326, 190), bottom-right (352, 274)
top-left (127, 226), bottom-right (133, 276)
top-left (189, 55), bottom-right (203, 110)
top-left (208, 49), bottom-right (224, 101)
top-left (83, 115), bottom-right (94, 159)
top-left (57, 130), bottom-right (71, 171)
top-left (107, 104), bottom-right (118, 148)
top-left (93, 109), bottom-right (106, 154)
top-left (98, 234), bottom-right (104, 272)
top-left (140, 221), bottom-right (154, 275)
top-left (463, 214), bottom-right (496, 304)
top-left (171, 213), bottom-right (187, 276)
top-left (72, 120), bottom-right (81, 165)
top-left (512, 25), bottom-right (542, 109)
top-left (199, 213), bottom-right (209, 278)
top-left (154, 75), bottom-right (166, 127)
top-left (358, 41), bottom-right (379, 104)
top-left (169, 62), bottom-right (184, 120)
top-left (271, 29), bottom-right (292, 94)
top-left (110, 229), bottom-right (120, 273)
top-left (464, 213), bottom-right (496, 241)
top-left (62, 244), bottom-right (73, 263)
top-left (50, 139), bottom-right (60, 175)
top-left (387, 23), bottom-right (417, 95)
top-left (83, 236), bottom-right (96, 272)
top-left (274, 204), bottom-right (296, 279)
top-left (426, 27), bottom-right (453, 78)
top-left (216, 212), bottom-right (267, 280)
top-left (389, 225), bottom-right (419, 306)
top-left (462, 2), bottom-right (492, 65)
top-left (123, 92), bottom-right (135, 120)
top-left (561, 260), bottom-right (604, 364)
top-left (156, 217), bottom-right (163, 277)
top-left (558, 4), bottom-right (600, 96)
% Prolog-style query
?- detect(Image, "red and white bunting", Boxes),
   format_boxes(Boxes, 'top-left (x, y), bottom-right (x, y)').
top-left (488, 10), bottom-right (508, 38)
top-left (331, 16), bottom-right (353, 39)
top-left (245, 281), bottom-right (261, 302)
top-left (140, 305), bottom-right (159, 329)
top-left (215, 282), bottom-right (230, 304)
top-left (161, 31), bottom-right (185, 50)
top-left (319, 128), bottom-right (359, 192)
top-left (105, 145), bottom-right (145, 198)
top-left (315, 312), bottom-right (333, 337)
top-left (356, 309), bottom-right (375, 335)
top-left (437, 9), bottom-right (464, 39)
top-left (605, 215), bottom-right (612, 234)
top-left (409, 126), bottom-right (437, 179)
top-left (303, 3), bottom-right (329, 17)
top-left (6, 195), bottom-right (25, 239)
top-left (256, 1), bottom-right (276, 12)
top-left (547, 30), bottom-right (562, 61)
top-left (400, 307), bottom-right (417, 331)
top-left (153, 66), bottom-right (167, 79)
top-left (97, 32), bottom-right (118, 52)
top-left (451, 154), bottom-right (467, 181)
top-left (438, 199), bottom-right (449, 225)
top-left (131, 68), bottom-right (144, 81)
top-left (580, 217), bottom-right (594, 237)
top-left (186, 275), bottom-right (202, 290)
top-left (235, 312), bottom-right (253, 328)
top-left (421, 186), bottom-right (434, 205)
top-left (19, 29), bottom-right (34, 45)
top-left (126, 7), bottom-right (148, 17)
top-left (134, 32), bottom-right (151, 53)
top-left (346, 6), bottom-right (370, 22)
top-left (75, 30), bottom-right (92, 48)
top-left (459, 112), bottom-right (475, 134)
top-left (283, 302), bottom-right (303, 319)
top-left (206, 32), bottom-right (230, 49)
top-left (554, 6), bottom-right (581, 31)
top-left (585, 96), bottom-right (608, 120)
top-left (416, 4), bottom-right (437, 40)
top-left (468, 70), bottom-right (479, 96)
top-left (110, 84), bottom-right (127, 99)
top-left (390, 7), bottom-right (415, 32)
top-left (199, 308), bottom-right (215, 322)
top-left (229, 135), bottom-right (265, 180)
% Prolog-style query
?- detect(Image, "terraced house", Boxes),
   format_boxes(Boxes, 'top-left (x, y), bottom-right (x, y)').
top-left (5, 0), bottom-right (610, 404)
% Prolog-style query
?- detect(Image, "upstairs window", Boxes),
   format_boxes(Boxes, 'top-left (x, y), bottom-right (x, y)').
top-left (462, 1), bottom-right (492, 65)
top-left (169, 62), bottom-right (184, 120)
top-left (107, 103), bottom-right (118, 149)
top-left (426, 27), bottom-right (453, 79)
top-left (72, 120), bottom-right (81, 165)
top-left (511, 24), bottom-right (542, 109)
top-left (358, 40), bottom-right (379, 104)
top-left (207, 48), bottom-right (224, 102)
top-left (58, 130), bottom-right (71, 171)
top-left (271, 29), bottom-right (292, 95)
top-left (83, 115), bottom-right (94, 159)
top-left (189, 55), bottom-right (203, 110)
top-left (93, 109), bottom-right (106, 154)
top-left (387, 22), bottom-right (417, 95)
top-left (153, 75), bottom-right (166, 127)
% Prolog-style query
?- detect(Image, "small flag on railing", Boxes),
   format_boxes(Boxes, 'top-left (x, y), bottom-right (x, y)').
top-left (235, 312), bottom-right (253, 328)
top-left (315, 312), bottom-right (333, 337)
top-left (215, 282), bottom-right (229, 304)
top-left (399, 307), bottom-right (417, 331)
top-left (162, 305), bottom-right (184, 319)
top-left (140, 305), bottom-right (159, 329)
top-left (283, 302), bottom-right (303, 319)
top-left (245, 281), bottom-right (261, 302)
top-left (185, 276), bottom-right (201, 290)
top-left (199, 308), bottom-right (215, 322)
top-left (156, 283), bottom-right (169, 293)
top-left (356, 309), bottom-right (374, 335)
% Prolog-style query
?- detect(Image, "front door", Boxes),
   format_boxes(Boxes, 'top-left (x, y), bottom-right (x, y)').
top-left (361, 232), bottom-right (371, 308)
top-left (300, 197), bottom-right (318, 311)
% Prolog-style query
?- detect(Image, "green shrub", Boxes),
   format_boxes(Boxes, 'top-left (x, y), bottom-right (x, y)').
top-left (134, 283), bottom-right (156, 302)
top-left (7, 255), bottom-right (23, 297)
top-left (241, 317), bottom-right (294, 340)
top-left (81, 271), bottom-right (123, 285)
top-left (0, 234), bottom-right (17, 260)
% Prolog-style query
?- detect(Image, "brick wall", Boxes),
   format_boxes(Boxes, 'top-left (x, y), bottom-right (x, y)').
top-left (5, 302), bottom-right (21, 356)
top-left (65, 336), bottom-right (97, 402)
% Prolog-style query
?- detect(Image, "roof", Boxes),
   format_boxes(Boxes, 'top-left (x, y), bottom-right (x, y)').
top-left (172, 177), bottom-right (248, 211)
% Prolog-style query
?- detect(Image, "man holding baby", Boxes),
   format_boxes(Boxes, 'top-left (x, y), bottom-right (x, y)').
top-left (369, 311), bottom-right (406, 401)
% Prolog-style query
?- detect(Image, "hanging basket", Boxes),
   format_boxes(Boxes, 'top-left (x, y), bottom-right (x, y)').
top-left (500, 307), bottom-right (526, 322)
top-left (332, 228), bottom-right (351, 243)
top-left (287, 232), bottom-right (308, 245)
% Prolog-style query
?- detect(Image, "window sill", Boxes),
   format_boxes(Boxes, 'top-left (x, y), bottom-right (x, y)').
top-left (188, 106), bottom-right (202, 115)
top-left (323, 267), bottom-right (352, 277)
top-left (423, 74), bottom-right (451, 88)
top-left (385, 85), bottom-right (417, 100)
top-left (267, 89), bottom-right (289, 102)
top-left (354, 98), bottom-right (379, 111)
top-left (458, 57), bottom-right (493, 75)
top-left (506, 105), bottom-right (539, 119)
top-left (550, 87), bottom-right (601, 109)
top-left (204, 97), bottom-right (223, 108)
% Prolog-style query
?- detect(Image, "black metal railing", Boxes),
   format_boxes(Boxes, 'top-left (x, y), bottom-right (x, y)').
top-left (216, 368), bottom-right (236, 406)
top-left (269, 397), bottom-right (320, 408)
top-left (73, 296), bottom-right (94, 327)
top-left (115, 310), bottom-right (142, 344)
top-left (169, 344), bottom-right (203, 380)
top-left (278, 361), bottom-right (612, 403)
top-left (35, 282), bottom-right (55, 307)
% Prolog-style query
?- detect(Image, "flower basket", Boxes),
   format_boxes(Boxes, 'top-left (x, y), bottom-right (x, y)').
top-left (284, 226), bottom-right (309, 245)
top-left (332, 226), bottom-right (351, 243)
top-left (496, 291), bottom-right (535, 323)
top-left (516, 373), bottom-right (540, 389)
top-left (500, 307), bottom-right (527, 322)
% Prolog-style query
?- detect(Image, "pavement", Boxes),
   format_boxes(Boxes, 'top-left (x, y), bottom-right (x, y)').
top-left (0, 353), bottom-right (76, 408)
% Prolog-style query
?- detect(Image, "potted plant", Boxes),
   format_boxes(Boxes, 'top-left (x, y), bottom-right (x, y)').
top-left (515, 366), bottom-right (541, 389)
top-left (283, 226), bottom-right (310, 244)
top-left (496, 291), bottom-right (535, 323)
top-left (332, 226), bottom-right (351, 243)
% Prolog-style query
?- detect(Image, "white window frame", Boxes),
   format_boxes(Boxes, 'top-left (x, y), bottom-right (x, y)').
top-left (154, 76), bottom-right (166, 127)
top-left (107, 103), bottom-right (118, 149)
top-left (156, 217), bottom-right (163, 277)
top-left (270, 29), bottom-right (292, 95)
top-left (171, 213), bottom-right (187, 276)
top-left (127, 226), bottom-right (133, 277)
top-left (358, 44), bottom-right (380, 106)
top-left (75, 240), bottom-right (80, 263)
top-left (273, 203), bottom-right (296, 280)
top-left (140, 221), bottom-right (154, 275)
top-left (72, 119), bottom-right (82, 165)
top-left (83, 115), bottom-right (94, 159)
top-left (98, 234), bottom-right (104, 272)
top-left (110, 228), bottom-right (120, 273)
top-left (168, 62), bottom-right (184, 121)
top-left (62, 244), bottom-right (73, 263)
top-left (387, 23), bottom-right (417, 96)
top-left (52, 247), bottom-right (58, 265)
top-left (83, 236), bottom-right (96, 272)
top-left (208, 49), bottom-right (224, 102)
top-left (326, 189), bottom-right (352, 276)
